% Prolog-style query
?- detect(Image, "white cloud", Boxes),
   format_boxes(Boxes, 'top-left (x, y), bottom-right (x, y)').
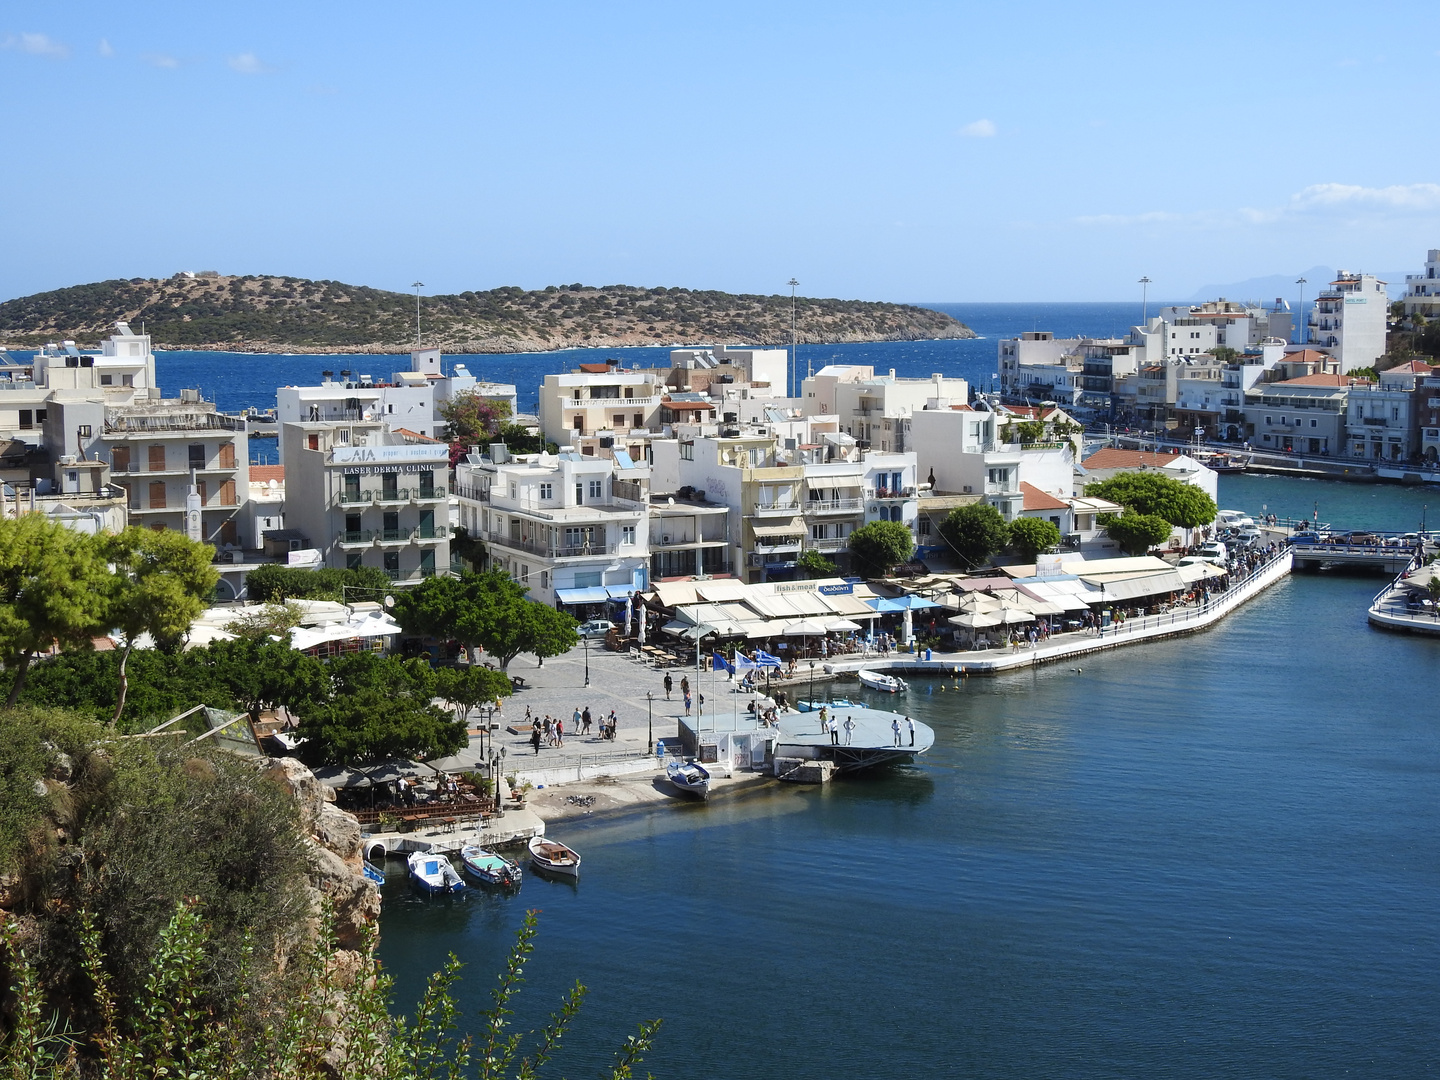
top-left (98, 38), bottom-right (113, 57)
top-left (1290, 182), bottom-right (1440, 212)
top-left (959, 119), bottom-right (996, 138)
top-left (2, 32), bottom-right (70, 59)
top-left (143, 52), bottom-right (180, 69)
top-left (227, 51), bottom-right (273, 75)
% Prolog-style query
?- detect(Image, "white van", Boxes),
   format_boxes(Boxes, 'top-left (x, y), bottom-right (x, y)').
top-left (1215, 510), bottom-right (1254, 530)
top-left (1195, 541), bottom-right (1228, 565)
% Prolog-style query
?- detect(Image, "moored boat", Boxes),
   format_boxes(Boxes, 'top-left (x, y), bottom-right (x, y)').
top-left (666, 759), bottom-right (711, 799)
top-left (362, 859), bottom-right (386, 886)
top-left (459, 844), bottom-right (522, 888)
top-left (857, 670), bottom-right (908, 693)
top-left (797, 698), bottom-right (860, 712)
top-left (528, 836), bottom-right (581, 878)
top-left (407, 850), bottom-right (465, 894)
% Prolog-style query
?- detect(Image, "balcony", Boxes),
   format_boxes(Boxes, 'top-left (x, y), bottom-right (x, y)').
top-left (804, 498), bottom-right (864, 515)
top-left (373, 488), bottom-right (408, 505)
top-left (753, 539), bottom-right (803, 554)
top-left (486, 532), bottom-right (617, 559)
top-left (378, 528), bottom-right (410, 544)
top-left (339, 530), bottom-right (374, 546)
top-left (339, 490), bottom-right (373, 504)
top-left (455, 485), bottom-right (490, 502)
top-left (752, 501), bottom-right (800, 516)
top-left (808, 537), bottom-right (849, 553)
top-left (868, 488), bottom-right (915, 500)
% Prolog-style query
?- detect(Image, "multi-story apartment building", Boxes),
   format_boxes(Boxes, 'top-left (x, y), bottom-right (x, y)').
top-left (998, 332), bottom-right (1082, 402)
top-left (667, 344), bottom-right (789, 398)
top-left (648, 489), bottom-right (731, 580)
top-left (455, 448), bottom-right (649, 609)
top-left (1078, 340), bottom-right (1141, 415)
top-left (1344, 361), bottom-right (1433, 462)
top-left (275, 349), bottom-right (511, 460)
top-left (2, 324), bottom-right (159, 445)
top-left (1307, 273), bottom-right (1388, 372)
top-left (1243, 372), bottom-right (1358, 455)
top-left (537, 362), bottom-right (667, 445)
top-left (908, 407), bottom-right (1074, 522)
top-left (281, 421), bottom-right (450, 584)
top-left (801, 366), bottom-right (967, 452)
top-left (1416, 367), bottom-right (1440, 465)
top-left (1403, 250), bottom-right (1440, 321)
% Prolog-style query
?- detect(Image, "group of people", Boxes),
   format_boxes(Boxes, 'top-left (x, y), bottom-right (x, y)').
top-left (524, 704), bottom-right (620, 753)
top-left (662, 672), bottom-right (704, 717)
top-left (815, 706), bottom-right (858, 746)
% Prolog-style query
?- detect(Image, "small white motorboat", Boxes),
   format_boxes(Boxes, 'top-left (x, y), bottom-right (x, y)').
top-left (407, 850), bottom-right (465, 894)
top-left (459, 844), bottom-right (522, 888)
top-left (666, 759), bottom-right (711, 799)
top-left (528, 836), bottom-right (581, 878)
top-left (857, 669), bottom-right (909, 694)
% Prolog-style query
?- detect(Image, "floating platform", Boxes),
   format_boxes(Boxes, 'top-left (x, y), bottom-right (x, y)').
top-left (772, 705), bottom-right (934, 772)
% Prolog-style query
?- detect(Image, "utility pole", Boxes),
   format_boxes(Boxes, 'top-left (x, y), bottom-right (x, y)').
top-left (1139, 276), bottom-right (1152, 324)
top-left (788, 278), bottom-right (800, 399)
top-left (412, 281), bottom-right (424, 348)
top-left (1295, 277), bottom-right (1307, 345)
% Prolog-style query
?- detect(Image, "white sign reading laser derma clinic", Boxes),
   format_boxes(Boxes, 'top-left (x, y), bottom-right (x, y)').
top-left (330, 444), bottom-right (449, 465)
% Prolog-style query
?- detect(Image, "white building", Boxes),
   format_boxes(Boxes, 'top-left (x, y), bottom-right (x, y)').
top-left (998, 332), bottom-right (1082, 402)
top-left (537, 361), bottom-right (668, 446)
top-left (1307, 273), bottom-right (1388, 372)
top-left (456, 448), bottom-right (650, 610)
top-left (801, 366), bottom-right (967, 452)
top-left (1402, 250), bottom-right (1440, 321)
top-left (281, 421), bottom-right (451, 583)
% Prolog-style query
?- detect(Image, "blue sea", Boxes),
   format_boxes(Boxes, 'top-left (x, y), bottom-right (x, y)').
top-left (51, 305), bottom-right (1440, 1076)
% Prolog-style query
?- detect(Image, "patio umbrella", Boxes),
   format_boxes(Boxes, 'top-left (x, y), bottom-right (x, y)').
top-left (360, 759), bottom-right (429, 785)
top-left (312, 764), bottom-right (372, 789)
top-left (995, 606), bottom-right (1035, 624)
top-left (784, 619), bottom-right (830, 636)
top-left (825, 618), bottom-right (862, 632)
top-left (957, 593), bottom-right (1002, 612)
top-left (947, 610), bottom-right (1001, 629)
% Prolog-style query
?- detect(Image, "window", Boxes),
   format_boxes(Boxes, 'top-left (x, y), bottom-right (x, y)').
top-left (563, 526), bottom-right (595, 548)
top-left (35, 410), bottom-right (45, 424)
top-left (148, 481), bottom-right (167, 508)
top-left (575, 482), bottom-right (584, 504)
top-left (196, 480), bottom-right (208, 504)
top-left (121, 374), bottom-right (133, 387)
top-left (346, 553), bottom-right (363, 570)
top-left (540, 571), bottom-right (548, 589)
top-left (680, 441), bottom-right (694, 461)
top-left (77, 424), bottom-right (91, 439)
top-left (614, 414), bottom-right (626, 427)
top-left (539, 482), bottom-right (553, 500)
top-left (112, 446), bottom-right (131, 473)
top-left (918, 517), bottom-right (931, 537)
top-left (18, 410), bottom-right (32, 430)
top-left (344, 474), bottom-right (360, 500)
top-left (419, 549), bottom-right (435, 575)
top-left (148, 445), bottom-right (167, 471)
top-left (418, 471), bottom-right (435, 498)
top-left (100, 373), bottom-right (113, 385)
top-left (1310, 419), bottom-right (1317, 428)
top-left (307, 434), bottom-right (320, 451)
top-left (383, 551), bottom-right (400, 574)
top-left (381, 472), bottom-right (398, 501)
top-left (588, 479), bottom-right (603, 498)
top-left (218, 442), bottom-right (236, 469)
top-left (1265, 416), bottom-right (1272, 425)
top-left (1393, 408), bottom-right (1401, 420)
top-left (188, 444), bottom-right (206, 469)
top-left (219, 480), bottom-right (237, 506)
top-left (621, 525), bottom-right (636, 545)
top-left (634, 413), bottom-right (644, 427)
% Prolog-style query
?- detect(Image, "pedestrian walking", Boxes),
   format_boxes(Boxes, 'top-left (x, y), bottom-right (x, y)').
top-left (530, 724), bottom-right (541, 755)
top-left (582, 706), bottom-right (592, 734)
top-left (891, 716), bottom-right (901, 746)
top-left (664, 673), bottom-right (673, 700)
top-left (906, 715), bottom-right (915, 747)
top-left (681, 675), bottom-right (690, 697)
top-left (818, 705), bottom-right (828, 734)
top-left (843, 715), bottom-right (855, 745)
top-left (684, 691), bottom-right (692, 716)
top-left (555, 716), bottom-right (564, 747)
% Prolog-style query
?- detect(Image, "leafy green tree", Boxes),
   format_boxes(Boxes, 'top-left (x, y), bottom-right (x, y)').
top-left (8, 649), bottom-right (232, 729)
top-left (243, 564), bottom-right (390, 603)
top-left (297, 691), bottom-right (464, 765)
top-left (450, 526), bottom-right (487, 571)
top-left (796, 549), bottom-right (837, 579)
top-left (435, 665), bottom-right (512, 723)
top-left (1009, 517), bottom-right (1061, 563)
top-left (204, 638), bottom-right (329, 725)
top-left (1211, 346), bottom-right (1239, 364)
top-left (392, 570), bottom-right (578, 670)
top-left (222, 602), bottom-right (303, 642)
top-left (103, 528), bottom-right (219, 724)
top-left (846, 521), bottom-right (915, 578)
top-left (1105, 512), bottom-right (1173, 555)
top-left (0, 515), bottom-right (113, 706)
top-left (1085, 473), bottom-right (1216, 529)
top-left (938, 503), bottom-right (1011, 570)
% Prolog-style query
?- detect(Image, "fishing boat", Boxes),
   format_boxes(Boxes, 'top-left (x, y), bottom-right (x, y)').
top-left (362, 860), bottom-right (386, 887)
top-left (528, 836), bottom-right (581, 878)
top-left (458, 844), bottom-right (522, 888)
top-left (666, 759), bottom-right (711, 799)
top-left (406, 850), bottom-right (465, 894)
top-left (796, 698), bottom-right (860, 712)
top-left (857, 670), bottom-right (908, 693)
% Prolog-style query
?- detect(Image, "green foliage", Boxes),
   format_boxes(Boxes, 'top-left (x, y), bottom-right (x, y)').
top-left (434, 665), bottom-right (512, 723)
top-left (495, 422), bottom-right (556, 454)
top-left (0, 515), bottom-right (114, 706)
top-left (1008, 517), bottom-right (1061, 562)
top-left (1008, 419), bottom-right (1046, 444)
top-left (392, 570), bottom-right (578, 670)
top-left (440, 390), bottom-right (513, 444)
top-left (1105, 512), bottom-right (1173, 555)
top-left (297, 652), bottom-right (466, 764)
top-left (1, 903), bottom-right (660, 1080)
top-left (7, 649), bottom-right (232, 730)
top-left (796, 549), bottom-right (837, 580)
top-left (1085, 472), bottom-right (1217, 528)
top-left (450, 526), bottom-right (488, 571)
top-left (222, 602), bottom-right (303, 641)
top-left (243, 563), bottom-right (391, 603)
top-left (938, 503), bottom-right (1011, 570)
top-left (0, 707), bottom-right (106, 873)
top-left (203, 637), bottom-right (329, 724)
top-left (1211, 346), bottom-right (1239, 364)
top-left (846, 521), bottom-right (916, 578)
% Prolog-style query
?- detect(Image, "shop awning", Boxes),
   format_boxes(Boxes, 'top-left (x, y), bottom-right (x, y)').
top-left (1079, 570), bottom-right (1185, 602)
top-left (751, 519), bottom-right (805, 538)
top-left (605, 585), bottom-right (636, 599)
top-left (804, 476), bottom-right (862, 491)
top-left (556, 587), bottom-right (610, 604)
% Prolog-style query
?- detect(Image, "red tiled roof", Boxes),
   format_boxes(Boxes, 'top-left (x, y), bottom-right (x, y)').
top-left (1082, 448), bottom-right (1182, 470)
top-left (1275, 373), bottom-right (1358, 387)
top-left (578, 363), bottom-right (612, 373)
top-left (1281, 348), bottom-right (1332, 365)
top-left (250, 465), bottom-right (286, 483)
top-left (1387, 360), bottom-right (1437, 374)
top-left (1020, 482), bottom-right (1069, 512)
top-left (392, 427), bottom-right (444, 442)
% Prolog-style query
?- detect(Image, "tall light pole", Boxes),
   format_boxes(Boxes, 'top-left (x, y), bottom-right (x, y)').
top-left (788, 278), bottom-right (800, 399)
top-left (647, 691), bottom-right (654, 755)
top-left (583, 633), bottom-right (590, 686)
top-left (1295, 277), bottom-right (1307, 345)
top-left (412, 281), bottom-right (424, 348)
top-left (1139, 276), bottom-right (1152, 324)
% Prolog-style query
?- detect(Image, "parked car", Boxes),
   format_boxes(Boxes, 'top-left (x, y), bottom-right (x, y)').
top-left (577, 619), bottom-right (614, 639)
top-left (1195, 541), bottom-right (1228, 565)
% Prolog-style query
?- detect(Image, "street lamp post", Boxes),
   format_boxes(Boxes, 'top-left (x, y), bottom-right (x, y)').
top-left (583, 633), bottom-right (590, 687)
top-left (788, 278), bottom-right (800, 399)
top-left (1296, 277), bottom-right (1307, 345)
top-left (647, 691), bottom-right (654, 755)
top-left (1139, 276), bottom-right (1152, 324)
top-left (808, 660), bottom-right (815, 705)
top-left (412, 282), bottom-right (424, 348)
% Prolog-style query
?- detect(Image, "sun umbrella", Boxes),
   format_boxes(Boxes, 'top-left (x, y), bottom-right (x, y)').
top-left (784, 619), bottom-right (830, 636)
top-left (995, 606), bottom-right (1034, 624)
top-left (826, 618), bottom-right (862, 632)
top-left (360, 759), bottom-right (429, 785)
top-left (956, 593), bottom-right (1002, 612)
top-left (947, 610), bottom-right (1002, 629)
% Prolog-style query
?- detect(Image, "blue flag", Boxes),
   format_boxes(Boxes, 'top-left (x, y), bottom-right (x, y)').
top-left (712, 651), bottom-right (734, 674)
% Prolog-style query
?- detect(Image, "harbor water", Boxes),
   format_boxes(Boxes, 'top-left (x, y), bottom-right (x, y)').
top-left (373, 476), bottom-right (1440, 1079)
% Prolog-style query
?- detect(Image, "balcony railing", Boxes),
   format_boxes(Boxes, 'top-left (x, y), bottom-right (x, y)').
top-left (342, 526), bottom-right (449, 546)
top-left (486, 532), bottom-right (617, 558)
top-left (455, 485), bottom-right (490, 502)
top-left (808, 537), bottom-right (849, 552)
top-left (752, 501), bottom-right (800, 516)
top-left (340, 485), bottom-right (446, 506)
top-left (804, 498), bottom-right (864, 514)
top-left (868, 488), bottom-right (915, 500)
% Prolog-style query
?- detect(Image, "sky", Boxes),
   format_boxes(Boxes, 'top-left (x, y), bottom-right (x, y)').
top-left (3, 1), bottom-right (1438, 305)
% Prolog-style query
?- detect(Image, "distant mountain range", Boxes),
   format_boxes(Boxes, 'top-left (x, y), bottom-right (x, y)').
top-left (1190, 266), bottom-right (1411, 304)
top-left (0, 274), bottom-right (975, 353)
